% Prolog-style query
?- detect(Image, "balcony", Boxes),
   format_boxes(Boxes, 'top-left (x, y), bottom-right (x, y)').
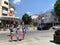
top-left (2, 0), bottom-right (9, 8)
top-left (2, 4), bottom-right (9, 8)
top-left (2, 10), bottom-right (8, 14)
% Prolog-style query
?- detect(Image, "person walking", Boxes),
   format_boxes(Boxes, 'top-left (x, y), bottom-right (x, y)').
top-left (9, 24), bottom-right (14, 35)
top-left (25, 24), bottom-right (28, 34)
top-left (16, 27), bottom-right (20, 41)
top-left (22, 22), bottom-right (25, 40)
top-left (10, 32), bottom-right (14, 42)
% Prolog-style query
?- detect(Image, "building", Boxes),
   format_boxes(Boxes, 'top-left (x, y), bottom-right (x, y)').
top-left (43, 11), bottom-right (55, 23)
top-left (31, 14), bottom-right (38, 26)
top-left (0, 0), bottom-right (20, 28)
top-left (0, 0), bottom-right (9, 16)
top-left (38, 11), bottom-right (59, 26)
top-left (9, 3), bottom-right (15, 17)
top-left (41, 11), bottom-right (59, 23)
top-left (31, 14), bottom-right (38, 23)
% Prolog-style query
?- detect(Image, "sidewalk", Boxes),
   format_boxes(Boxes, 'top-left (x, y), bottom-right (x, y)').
top-left (0, 29), bottom-right (10, 34)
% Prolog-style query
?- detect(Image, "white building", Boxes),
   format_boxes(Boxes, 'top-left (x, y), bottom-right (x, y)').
top-left (39, 11), bottom-right (58, 23)
top-left (0, 0), bottom-right (20, 28)
top-left (43, 11), bottom-right (54, 23)
top-left (31, 14), bottom-right (38, 19)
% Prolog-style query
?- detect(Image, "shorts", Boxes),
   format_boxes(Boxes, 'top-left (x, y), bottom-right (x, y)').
top-left (16, 35), bottom-right (19, 38)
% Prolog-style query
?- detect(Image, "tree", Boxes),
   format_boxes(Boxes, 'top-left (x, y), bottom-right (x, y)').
top-left (54, 0), bottom-right (60, 16)
top-left (22, 13), bottom-right (32, 24)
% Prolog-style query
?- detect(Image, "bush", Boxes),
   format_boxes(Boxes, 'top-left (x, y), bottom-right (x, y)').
top-left (0, 25), bottom-right (4, 29)
top-left (33, 22), bottom-right (37, 26)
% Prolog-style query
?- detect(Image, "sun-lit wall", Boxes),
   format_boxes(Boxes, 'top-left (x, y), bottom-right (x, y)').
top-left (2, 0), bottom-right (9, 16)
top-left (0, 0), bottom-right (15, 17)
top-left (2, 0), bottom-right (9, 8)
top-left (0, 0), bottom-right (2, 16)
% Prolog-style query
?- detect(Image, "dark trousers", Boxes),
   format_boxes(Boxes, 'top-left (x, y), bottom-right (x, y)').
top-left (10, 29), bottom-right (13, 34)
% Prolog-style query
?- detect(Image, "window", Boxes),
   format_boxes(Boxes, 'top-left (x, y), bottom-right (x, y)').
top-left (2, 10), bottom-right (7, 14)
top-left (4, 1), bottom-right (8, 5)
top-left (2, 7), bottom-right (8, 11)
top-left (2, 13), bottom-right (7, 16)
top-left (2, 7), bottom-right (8, 16)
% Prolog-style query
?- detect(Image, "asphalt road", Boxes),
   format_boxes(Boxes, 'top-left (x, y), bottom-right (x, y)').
top-left (0, 30), bottom-right (56, 45)
top-left (25, 30), bottom-right (55, 40)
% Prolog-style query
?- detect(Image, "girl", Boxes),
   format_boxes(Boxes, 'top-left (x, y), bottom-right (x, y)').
top-left (10, 32), bottom-right (14, 42)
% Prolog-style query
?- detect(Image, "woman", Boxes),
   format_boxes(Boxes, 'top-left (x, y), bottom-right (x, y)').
top-left (22, 22), bottom-right (25, 39)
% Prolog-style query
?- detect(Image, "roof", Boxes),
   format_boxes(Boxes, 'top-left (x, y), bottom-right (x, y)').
top-left (0, 16), bottom-right (20, 21)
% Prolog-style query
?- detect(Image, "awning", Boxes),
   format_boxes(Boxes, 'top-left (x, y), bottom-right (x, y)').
top-left (0, 16), bottom-right (20, 21)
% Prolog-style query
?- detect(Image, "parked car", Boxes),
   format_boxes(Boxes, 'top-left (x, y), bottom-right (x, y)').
top-left (53, 30), bottom-right (60, 43)
top-left (37, 23), bottom-right (50, 30)
top-left (52, 25), bottom-right (60, 30)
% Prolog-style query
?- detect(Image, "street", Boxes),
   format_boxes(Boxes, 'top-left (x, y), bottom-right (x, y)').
top-left (0, 28), bottom-right (58, 45)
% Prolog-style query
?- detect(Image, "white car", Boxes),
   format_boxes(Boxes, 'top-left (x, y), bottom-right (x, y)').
top-left (53, 25), bottom-right (60, 30)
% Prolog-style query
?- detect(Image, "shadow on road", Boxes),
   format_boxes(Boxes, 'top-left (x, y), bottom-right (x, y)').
top-left (50, 40), bottom-right (60, 44)
top-left (8, 39), bottom-right (23, 42)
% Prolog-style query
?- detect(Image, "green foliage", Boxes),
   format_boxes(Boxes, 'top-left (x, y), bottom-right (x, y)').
top-left (22, 13), bottom-right (32, 24)
top-left (33, 22), bottom-right (37, 26)
top-left (54, 0), bottom-right (60, 16)
top-left (0, 25), bottom-right (4, 29)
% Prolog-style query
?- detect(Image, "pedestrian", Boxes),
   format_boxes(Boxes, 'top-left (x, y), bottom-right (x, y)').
top-left (20, 29), bottom-right (23, 40)
top-left (22, 22), bottom-right (25, 39)
top-left (16, 27), bottom-right (20, 41)
top-left (9, 24), bottom-right (14, 35)
top-left (25, 24), bottom-right (28, 34)
top-left (10, 32), bottom-right (14, 42)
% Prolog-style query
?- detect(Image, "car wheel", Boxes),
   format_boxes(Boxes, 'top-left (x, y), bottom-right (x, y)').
top-left (53, 27), bottom-right (55, 29)
top-left (37, 27), bottom-right (41, 30)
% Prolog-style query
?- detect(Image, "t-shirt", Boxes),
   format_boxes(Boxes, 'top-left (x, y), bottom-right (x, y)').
top-left (9, 25), bottom-right (14, 30)
top-left (22, 25), bottom-right (25, 29)
top-left (16, 30), bottom-right (20, 35)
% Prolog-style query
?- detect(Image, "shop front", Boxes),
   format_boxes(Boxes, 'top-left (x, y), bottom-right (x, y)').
top-left (0, 16), bottom-right (20, 29)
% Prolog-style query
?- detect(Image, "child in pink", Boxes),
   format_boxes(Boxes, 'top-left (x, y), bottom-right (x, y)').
top-left (10, 32), bottom-right (14, 42)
